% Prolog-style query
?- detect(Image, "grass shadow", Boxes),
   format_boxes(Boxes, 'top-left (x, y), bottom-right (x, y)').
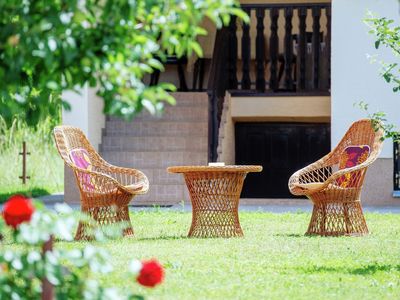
top-left (0, 188), bottom-right (50, 203)
top-left (299, 263), bottom-right (400, 275)
top-left (350, 264), bottom-right (400, 275)
top-left (137, 235), bottom-right (188, 242)
top-left (274, 233), bottom-right (306, 238)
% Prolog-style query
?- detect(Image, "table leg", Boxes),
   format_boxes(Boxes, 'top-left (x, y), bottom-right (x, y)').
top-left (184, 172), bottom-right (246, 238)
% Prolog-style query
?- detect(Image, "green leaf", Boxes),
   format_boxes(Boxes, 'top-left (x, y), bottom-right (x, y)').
top-left (190, 41), bottom-right (203, 57)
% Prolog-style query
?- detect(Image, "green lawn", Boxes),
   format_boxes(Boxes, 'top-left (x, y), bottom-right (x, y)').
top-left (47, 211), bottom-right (400, 299)
top-left (0, 117), bottom-right (63, 203)
top-left (0, 146), bottom-right (63, 202)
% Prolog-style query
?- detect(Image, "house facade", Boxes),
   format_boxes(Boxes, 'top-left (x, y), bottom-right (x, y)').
top-left (63, 0), bottom-right (400, 206)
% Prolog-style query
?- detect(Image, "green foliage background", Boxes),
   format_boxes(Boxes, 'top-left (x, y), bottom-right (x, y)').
top-left (0, 117), bottom-right (63, 202)
top-left (0, 0), bottom-right (247, 127)
top-left (365, 14), bottom-right (400, 139)
top-left (367, 15), bottom-right (400, 93)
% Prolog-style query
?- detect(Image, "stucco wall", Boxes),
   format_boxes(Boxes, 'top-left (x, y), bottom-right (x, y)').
top-left (331, 0), bottom-right (400, 158)
top-left (62, 86), bottom-right (106, 204)
top-left (231, 96), bottom-right (331, 121)
top-left (62, 86), bottom-right (105, 151)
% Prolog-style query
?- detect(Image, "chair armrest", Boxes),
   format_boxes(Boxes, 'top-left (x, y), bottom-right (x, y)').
top-left (290, 155), bottom-right (374, 195)
top-left (92, 163), bottom-right (149, 195)
top-left (72, 166), bottom-right (121, 193)
top-left (288, 155), bottom-right (333, 195)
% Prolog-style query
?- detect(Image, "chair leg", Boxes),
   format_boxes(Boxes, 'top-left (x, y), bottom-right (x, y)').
top-left (74, 205), bottom-right (134, 240)
top-left (306, 201), bottom-right (368, 236)
top-left (75, 221), bottom-right (92, 241)
top-left (74, 206), bottom-right (96, 241)
top-left (343, 202), bottom-right (351, 234)
top-left (116, 205), bottom-right (134, 237)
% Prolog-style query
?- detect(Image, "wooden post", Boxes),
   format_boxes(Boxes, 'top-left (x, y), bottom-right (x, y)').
top-left (228, 16), bottom-right (238, 89)
top-left (255, 8), bottom-right (266, 91)
top-left (312, 6), bottom-right (321, 90)
top-left (326, 6), bottom-right (332, 91)
top-left (298, 7), bottom-right (307, 91)
top-left (269, 8), bottom-right (279, 91)
top-left (284, 7), bottom-right (294, 91)
top-left (42, 236), bottom-right (54, 300)
top-left (241, 8), bottom-right (251, 90)
top-left (19, 141), bottom-right (31, 184)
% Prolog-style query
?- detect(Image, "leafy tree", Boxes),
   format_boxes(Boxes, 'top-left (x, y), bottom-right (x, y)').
top-left (0, 0), bottom-right (247, 126)
top-left (366, 14), bottom-right (400, 93)
top-left (363, 14), bottom-right (400, 140)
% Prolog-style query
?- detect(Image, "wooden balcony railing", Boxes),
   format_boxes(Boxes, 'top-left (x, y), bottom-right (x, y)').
top-left (207, 3), bottom-right (331, 161)
top-left (228, 3), bottom-right (331, 93)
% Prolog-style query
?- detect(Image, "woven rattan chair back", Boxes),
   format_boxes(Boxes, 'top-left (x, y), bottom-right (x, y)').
top-left (289, 119), bottom-right (384, 236)
top-left (326, 119), bottom-right (383, 169)
top-left (54, 126), bottom-right (103, 169)
top-left (54, 125), bottom-right (149, 240)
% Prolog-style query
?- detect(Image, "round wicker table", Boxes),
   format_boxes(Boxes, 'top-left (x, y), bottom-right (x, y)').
top-left (167, 165), bottom-right (262, 238)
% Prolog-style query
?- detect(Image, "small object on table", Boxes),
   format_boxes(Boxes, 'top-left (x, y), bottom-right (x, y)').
top-left (167, 165), bottom-right (262, 238)
top-left (208, 162), bottom-right (225, 166)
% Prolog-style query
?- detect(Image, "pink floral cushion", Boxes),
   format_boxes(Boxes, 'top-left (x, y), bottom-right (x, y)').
top-left (336, 145), bottom-right (370, 188)
top-left (69, 148), bottom-right (92, 169)
top-left (69, 148), bottom-right (95, 190)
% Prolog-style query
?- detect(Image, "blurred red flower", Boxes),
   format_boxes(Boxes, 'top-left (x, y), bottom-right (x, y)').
top-left (137, 259), bottom-right (164, 288)
top-left (2, 195), bottom-right (34, 229)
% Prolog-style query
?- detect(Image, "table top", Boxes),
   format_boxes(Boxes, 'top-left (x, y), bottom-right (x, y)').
top-left (167, 165), bottom-right (263, 174)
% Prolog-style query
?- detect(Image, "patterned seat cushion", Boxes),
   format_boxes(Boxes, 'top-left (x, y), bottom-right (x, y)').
top-left (69, 148), bottom-right (95, 190)
top-left (336, 145), bottom-right (370, 188)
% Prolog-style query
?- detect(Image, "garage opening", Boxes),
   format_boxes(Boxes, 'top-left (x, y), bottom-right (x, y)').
top-left (235, 122), bottom-right (330, 198)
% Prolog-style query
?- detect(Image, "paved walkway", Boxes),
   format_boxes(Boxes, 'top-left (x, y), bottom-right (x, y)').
top-left (1, 194), bottom-right (399, 213)
top-left (30, 194), bottom-right (400, 214)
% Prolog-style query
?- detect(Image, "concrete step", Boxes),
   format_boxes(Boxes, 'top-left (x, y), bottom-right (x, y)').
top-left (101, 136), bottom-right (207, 152)
top-left (99, 92), bottom-right (209, 206)
top-left (103, 121), bottom-right (207, 137)
top-left (168, 92), bottom-right (208, 107)
top-left (107, 105), bottom-right (207, 122)
top-left (101, 151), bottom-right (208, 169)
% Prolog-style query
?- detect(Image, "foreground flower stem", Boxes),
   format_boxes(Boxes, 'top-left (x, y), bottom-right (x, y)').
top-left (41, 236), bottom-right (54, 300)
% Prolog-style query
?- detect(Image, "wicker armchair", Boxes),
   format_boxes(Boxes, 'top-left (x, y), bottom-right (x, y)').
top-left (288, 119), bottom-right (384, 236)
top-left (54, 125), bottom-right (149, 240)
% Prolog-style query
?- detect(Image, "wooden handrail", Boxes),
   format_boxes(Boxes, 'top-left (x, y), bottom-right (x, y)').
top-left (207, 2), bottom-right (331, 161)
top-left (241, 3), bottom-right (331, 9)
top-left (207, 27), bottom-right (230, 162)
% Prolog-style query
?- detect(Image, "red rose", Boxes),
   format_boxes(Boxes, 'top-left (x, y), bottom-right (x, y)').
top-left (2, 195), bottom-right (34, 229)
top-left (137, 259), bottom-right (164, 288)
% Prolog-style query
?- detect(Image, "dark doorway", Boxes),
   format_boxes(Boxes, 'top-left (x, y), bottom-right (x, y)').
top-left (235, 122), bottom-right (330, 198)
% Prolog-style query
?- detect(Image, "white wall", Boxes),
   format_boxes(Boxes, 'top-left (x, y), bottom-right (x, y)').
top-left (62, 86), bottom-right (106, 203)
top-left (62, 85), bottom-right (105, 151)
top-left (332, 0), bottom-right (400, 158)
